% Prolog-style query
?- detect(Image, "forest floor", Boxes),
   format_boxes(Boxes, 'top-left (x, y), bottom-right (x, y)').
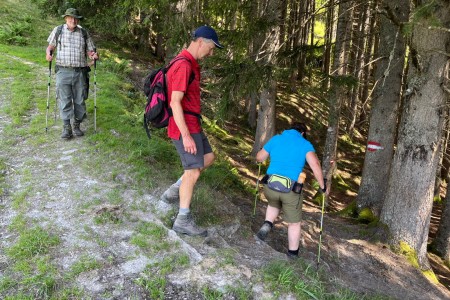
top-left (1, 53), bottom-right (450, 300)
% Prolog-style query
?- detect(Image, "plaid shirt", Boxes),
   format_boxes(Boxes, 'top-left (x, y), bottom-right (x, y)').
top-left (47, 24), bottom-right (95, 67)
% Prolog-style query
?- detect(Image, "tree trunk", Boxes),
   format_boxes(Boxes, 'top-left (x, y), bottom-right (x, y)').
top-left (380, 8), bottom-right (450, 269)
top-left (251, 0), bottom-right (280, 155)
top-left (356, 0), bottom-right (409, 216)
top-left (252, 80), bottom-right (277, 155)
top-left (434, 127), bottom-right (447, 199)
top-left (346, 2), bottom-right (370, 135)
top-left (297, 0), bottom-right (309, 81)
top-left (279, 0), bottom-right (287, 49)
top-left (435, 177), bottom-right (450, 264)
top-left (322, 0), bottom-right (335, 89)
top-left (441, 122), bottom-right (450, 180)
top-left (434, 73), bottom-right (450, 263)
top-left (155, 31), bottom-right (165, 60)
top-left (358, 0), bottom-right (378, 127)
top-left (247, 92), bottom-right (258, 128)
top-left (321, 0), bottom-right (352, 196)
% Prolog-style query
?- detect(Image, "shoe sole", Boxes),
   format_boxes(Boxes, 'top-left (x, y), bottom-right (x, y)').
top-left (256, 234), bottom-right (266, 240)
top-left (161, 196), bottom-right (179, 204)
top-left (173, 226), bottom-right (207, 237)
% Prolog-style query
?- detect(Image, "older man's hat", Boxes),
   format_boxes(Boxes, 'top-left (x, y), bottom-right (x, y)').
top-left (62, 8), bottom-right (83, 19)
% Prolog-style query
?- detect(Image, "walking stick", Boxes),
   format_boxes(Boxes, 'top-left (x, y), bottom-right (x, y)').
top-left (54, 94), bottom-right (58, 122)
top-left (45, 51), bottom-right (52, 133)
top-left (317, 165), bottom-right (331, 266)
top-left (317, 191), bottom-right (326, 266)
top-left (93, 48), bottom-right (97, 133)
top-left (253, 163), bottom-right (262, 216)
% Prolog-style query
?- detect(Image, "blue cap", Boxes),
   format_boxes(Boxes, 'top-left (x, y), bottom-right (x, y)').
top-left (193, 26), bottom-right (224, 49)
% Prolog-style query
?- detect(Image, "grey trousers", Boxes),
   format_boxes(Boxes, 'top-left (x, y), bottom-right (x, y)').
top-left (56, 67), bottom-right (88, 122)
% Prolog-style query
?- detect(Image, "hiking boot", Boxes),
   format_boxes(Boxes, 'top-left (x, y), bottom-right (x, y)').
top-left (287, 251), bottom-right (299, 260)
top-left (256, 222), bottom-right (272, 241)
top-left (73, 121), bottom-right (84, 136)
top-left (173, 213), bottom-right (207, 237)
top-left (61, 125), bottom-right (73, 139)
top-left (161, 183), bottom-right (180, 203)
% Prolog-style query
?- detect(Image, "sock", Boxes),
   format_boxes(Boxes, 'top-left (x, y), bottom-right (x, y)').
top-left (263, 220), bottom-right (274, 228)
top-left (179, 207), bottom-right (190, 215)
top-left (288, 248), bottom-right (299, 256)
top-left (174, 177), bottom-right (182, 187)
top-left (63, 119), bottom-right (71, 125)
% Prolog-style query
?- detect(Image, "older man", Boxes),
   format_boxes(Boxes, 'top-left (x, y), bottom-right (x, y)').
top-left (46, 8), bottom-right (99, 139)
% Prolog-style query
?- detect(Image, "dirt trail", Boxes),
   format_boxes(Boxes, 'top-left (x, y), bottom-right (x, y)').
top-left (1, 56), bottom-right (450, 299)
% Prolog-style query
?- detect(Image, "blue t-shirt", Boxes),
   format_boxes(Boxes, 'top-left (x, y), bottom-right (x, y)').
top-left (263, 129), bottom-right (315, 182)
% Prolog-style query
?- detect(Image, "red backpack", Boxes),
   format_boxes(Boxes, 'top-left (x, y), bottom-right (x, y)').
top-left (143, 57), bottom-right (200, 138)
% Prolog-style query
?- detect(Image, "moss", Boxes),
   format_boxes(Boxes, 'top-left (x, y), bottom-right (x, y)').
top-left (423, 269), bottom-right (439, 284)
top-left (394, 243), bottom-right (441, 286)
top-left (433, 195), bottom-right (442, 203)
top-left (398, 241), bottom-right (419, 268)
top-left (357, 207), bottom-right (377, 224)
top-left (336, 200), bottom-right (357, 218)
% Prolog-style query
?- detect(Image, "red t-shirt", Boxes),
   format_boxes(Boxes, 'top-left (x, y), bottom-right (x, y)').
top-left (166, 50), bottom-right (201, 139)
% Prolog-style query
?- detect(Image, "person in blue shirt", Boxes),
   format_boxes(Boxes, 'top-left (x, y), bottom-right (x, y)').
top-left (255, 122), bottom-right (327, 259)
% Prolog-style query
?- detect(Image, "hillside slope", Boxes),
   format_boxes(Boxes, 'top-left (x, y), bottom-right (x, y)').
top-left (0, 51), bottom-right (449, 300)
top-left (1, 1), bottom-right (450, 299)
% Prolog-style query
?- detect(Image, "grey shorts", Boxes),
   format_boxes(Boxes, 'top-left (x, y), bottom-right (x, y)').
top-left (172, 132), bottom-right (213, 170)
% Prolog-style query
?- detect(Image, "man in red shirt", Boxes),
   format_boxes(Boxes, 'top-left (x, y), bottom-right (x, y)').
top-left (162, 26), bottom-right (223, 236)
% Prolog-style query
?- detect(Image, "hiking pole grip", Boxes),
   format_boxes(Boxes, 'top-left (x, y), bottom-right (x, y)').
top-left (49, 50), bottom-right (53, 72)
top-left (94, 48), bottom-right (97, 69)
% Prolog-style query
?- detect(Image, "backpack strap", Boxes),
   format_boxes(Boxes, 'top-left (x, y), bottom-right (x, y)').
top-left (55, 25), bottom-right (89, 57)
top-left (166, 56), bottom-right (195, 86)
top-left (165, 56), bottom-right (199, 118)
top-left (55, 25), bottom-right (63, 47)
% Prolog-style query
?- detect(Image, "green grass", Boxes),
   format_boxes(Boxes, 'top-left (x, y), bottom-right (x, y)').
top-left (135, 255), bottom-right (190, 300)
top-left (68, 255), bottom-right (102, 278)
top-left (2, 220), bottom-right (62, 298)
top-left (11, 187), bottom-right (31, 210)
top-left (130, 221), bottom-right (171, 253)
top-left (93, 210), bottom-right (122, 224)
top-left (261, 259), bottom-right (391, 300)
top-left (202, 286), bottom-right (224, 299)
top-left (0, 157), bottom-right (7, 197)
top-left (7, 226), bottom-right (60, 259)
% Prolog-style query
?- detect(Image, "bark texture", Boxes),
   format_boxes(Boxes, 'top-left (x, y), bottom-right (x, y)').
top-left (380, 2), bottom-right (450, 268)
top-left (357, 0), bottom-right (409, 215)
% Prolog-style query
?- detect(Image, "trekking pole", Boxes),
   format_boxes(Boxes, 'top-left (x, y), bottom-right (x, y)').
top-left (317, 160), bottom-right (334, 266)
top-left (45, 51), bottom-right (52, 133)
top-left (54, 78), bottom-right (58, 123)
top-left (317, 191), bottom-right (325, 266)
top-left (54, 94), bottom-right (58, 122)
top-left (253, 163), bottom-right (262, 216)
top-left (93, 48), bottom-right (97, 133)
